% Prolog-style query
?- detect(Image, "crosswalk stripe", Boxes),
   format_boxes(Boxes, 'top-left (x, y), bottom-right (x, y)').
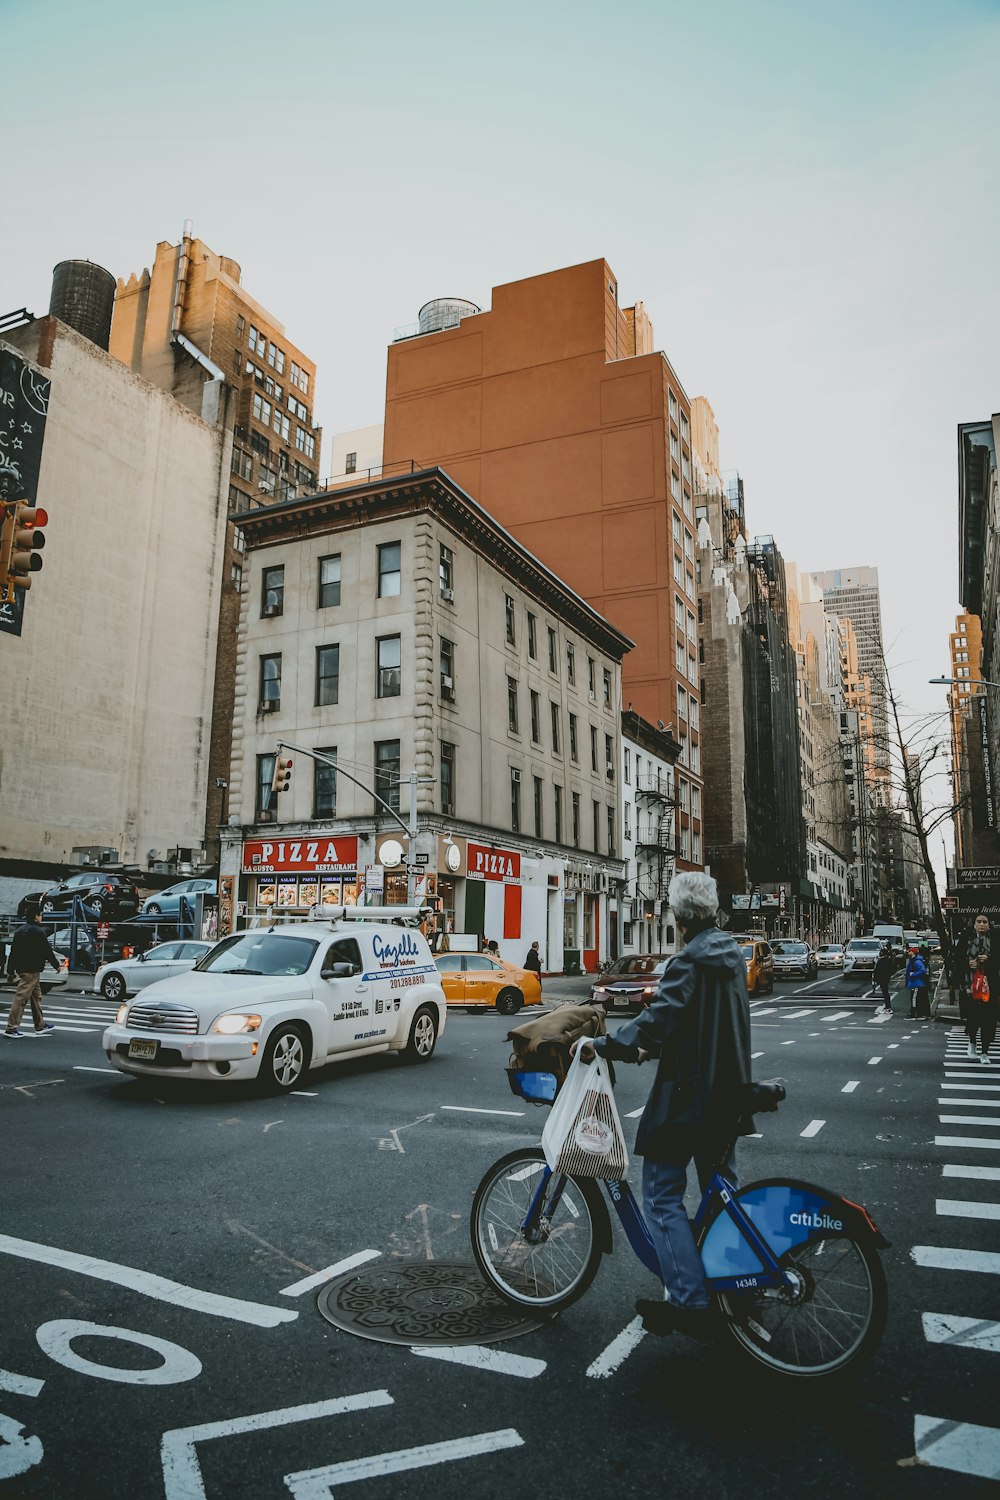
top-left (912, 1245), bottom-right (1000, 1274)
top-left (922, 1313), bottom-right (1000, 1354)
top-left (935, 1199), bottom-right (1000, 1222)
top-left (941, 1082), bottom-right (1000, 1091)
top-left (751, 1008), bottom-right (776, 1017)
top-left (935, 1136), bottom-right (1000, 1150)
top-left (825, 1011), bottom-right (854, 1021)
top-left (940, 1116), bottom-right (1000, 1128)
top-left (914, 1415), bottom-right (1000, 1480)
top-left (940, 1098), bottom-right (1000, 1108)
top-left (782, 1009), bottom-right (817, 1020)
top-left (942, 1165), bottom-right (1000, 1181)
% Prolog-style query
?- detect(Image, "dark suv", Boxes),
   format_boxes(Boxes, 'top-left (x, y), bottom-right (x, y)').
top-left (19, 872), bottom-right (141, 922)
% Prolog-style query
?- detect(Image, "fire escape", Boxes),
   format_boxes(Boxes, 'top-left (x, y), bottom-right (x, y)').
top-left (634, 772), bottom-right (677, 906)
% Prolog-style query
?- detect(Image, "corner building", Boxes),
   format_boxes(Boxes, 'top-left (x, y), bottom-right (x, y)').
top-left (381, 260), bottom-right (704, 867)
top-left (222, 468), bottom-right (631, 973)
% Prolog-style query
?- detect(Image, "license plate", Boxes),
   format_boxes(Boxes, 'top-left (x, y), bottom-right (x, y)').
top-left (128, 1039), bottom-right (157, 1060)
top-left (614, 996), bottom-right (631, 1007)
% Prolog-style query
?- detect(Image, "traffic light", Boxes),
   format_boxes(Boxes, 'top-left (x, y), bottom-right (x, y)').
top-left (425, 896), bottom-right (444, 914)
top-left (271, 755), bottom-right (293, 794)
top-left (0, 501), bottom-right (47, 599)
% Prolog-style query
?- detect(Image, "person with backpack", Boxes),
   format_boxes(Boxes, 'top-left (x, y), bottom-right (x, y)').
top-left (963, 913), bottom-right (999, 1064)
top-left (904, 947), bottom-right (928, 1019)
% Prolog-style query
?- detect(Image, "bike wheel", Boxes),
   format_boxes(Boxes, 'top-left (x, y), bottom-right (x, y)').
top-left (716, 1231), bottom-right (887, 1378)
top-left (471, 1147), bottom-right (604, 1312)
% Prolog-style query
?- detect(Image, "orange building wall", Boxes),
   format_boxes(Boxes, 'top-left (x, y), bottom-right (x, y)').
top-left (383, 259), bottom-right (695, 737)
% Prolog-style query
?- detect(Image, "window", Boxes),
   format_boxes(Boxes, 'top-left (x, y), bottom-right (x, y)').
top-left (530, 689), bottom-right (540, 743)
top-left (250, 429), bottom-right (270, 459)
top-left (276, 349), bottom-right (285, 375)
top-left (261, 565), bottom-right (284, 617)
top-left (273, 410), bottom-right (290, 442)
top-left (318, 554), bottom-right (341, 608)
top-left (689, 698), bottom-right (700, 731)
top-left (548, 627), bottom-right (557, 673)
top-left (375, 740), bottom-right (401, 813)
top-left (313, 748), bottom-right (337, 819)
top-left (440, 741), bottom-right (455, 814)
top-left (230, 563), bottom-right (242, 589)
top-left (624, 801), bottom-right (632, 840)
top-left (440, 637), bottom-right (455, 697)
top-left (590, 724), bottom-right (598, 772)
top-left (256, 753), bottom-right (276, 821)
top-left (593, 799), bottom-right (601, 852)
top-left (345, 451), bottom-right (357, 474)
top-left (605, 734), bottom-right (614, 776)
top-left (377, 636), bottom-right (401, 698)
top-left (624, 747), bottom-right (631, 784)
top-left (607, 806), bottom-right (616, 856)
top-left (290, 361), bottom-right (300, 387)
top-left (550, 702), bottom-right (560, 754)
top-left (566, 642), bottom-right (575, 684)
top-left (315, 645), bottom-right (340, 706)
top-left (527, 613), bottom-right (537, 659)
top-left (231, 447), bottom-right (253, 481)
top-left (569, 713), bottom-right (579, 762)
top-left (554, 785), bottom-right (563, 844)
top-left (258, 466), bottom-right (277, 498)
top-left (501, 593), bottom-right (516, 646)
top-left (690, 739), bottom-right (700, 774)
top-left (572, 791), bottom-right (581, 848)
top-left (511, 769), bottom-right (521, 833)
top-left (677, 685), bottom-right (688, 722)
top-left (266, 341), bottom-right (278, 368)
top-left (508, 677), bottom-right (519, 734)
top-left (249, 324), bottom-right (265, 355)
top-left (603, 668), bottom-right (612, 707)
top-left (533, 776), bottom-right (543, 839)
top-left (378, 542), bottom-right (401, 598)
top-left (252, 393), bottom-right (272, 426)
top-left (295, 427), bottom-right (316, 459)
top-left (229, 483), bottom-right (249, 512)
top-left (236, 314), bottom-right (246, 341)
top-left (440, 543), bottom-right (454, 596)
top-left (259, 654), bottom-right (281, 711)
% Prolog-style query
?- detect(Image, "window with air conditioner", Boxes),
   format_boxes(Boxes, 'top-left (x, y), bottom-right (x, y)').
top-left (439, 542), bottom-right (454, 599)
top-left (440, 637), bottom-right (455, 699)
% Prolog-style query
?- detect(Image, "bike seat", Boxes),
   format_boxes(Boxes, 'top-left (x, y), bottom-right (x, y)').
top-left (746, 1079), bottom-right (785, 1113)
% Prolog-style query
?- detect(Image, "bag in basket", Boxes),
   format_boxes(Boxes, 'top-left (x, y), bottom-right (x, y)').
top-left (972, 970), bottom-right (991, 1004)
top-left (541, 1049), bottom-right (629, 1179)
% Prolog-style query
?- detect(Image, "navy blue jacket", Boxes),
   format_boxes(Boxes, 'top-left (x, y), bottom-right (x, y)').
top-left (594, 926), bottom-right (752, 1160)
top-left (8, 922), bottom-right (60, 976)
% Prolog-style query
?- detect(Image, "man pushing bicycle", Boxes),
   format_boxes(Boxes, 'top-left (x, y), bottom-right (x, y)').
top-left (573, 871), bottom-right (751, 1340)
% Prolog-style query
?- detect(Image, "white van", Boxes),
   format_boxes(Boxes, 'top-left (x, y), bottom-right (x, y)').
top-left (872, 922), bottom-right (904, 956)
top-left (101, 906), bottom-right (447, 1093)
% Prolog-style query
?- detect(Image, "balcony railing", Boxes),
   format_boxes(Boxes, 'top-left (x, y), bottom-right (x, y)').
top-left (636, 820), bottom-right (675, 850)
top-left (636, 774), bottom-right (673, 800)
top-left (318, 459), bottom-right (428, 492)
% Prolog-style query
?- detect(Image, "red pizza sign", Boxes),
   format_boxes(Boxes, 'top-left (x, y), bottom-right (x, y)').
top-left (242, 837), bottom-right (359, 874)
top-left (467, 841), bottom-right (521, 883)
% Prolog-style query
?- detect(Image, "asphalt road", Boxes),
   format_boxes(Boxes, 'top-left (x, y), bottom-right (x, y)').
top-left (2, 970), bottom-right (998, 1499)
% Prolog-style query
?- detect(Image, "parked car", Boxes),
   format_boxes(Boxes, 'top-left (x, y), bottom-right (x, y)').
top-left (434, 953), bottom-right (541, 1014)
top-left (843, 937), bottom-right (882, 977)
top-left (917, 930), bottom-right (941, 953)
top-left (815, 943), bottom-right (845, 969)
top-left (590, 954), bottom-right (673, 1014)
top-left (741, 939), bottom-right (774, 995)
top-left (21, 872), bottom-right (141, 922)
top-left (141, 879), bottom-right (217, 917)
top-left (93, 940), bottom-right (215, 1002)
top-left (102, 915), bottom-right (447, 1093)
top-left (48, 921), bottom-right (154, 972)
top-left (770, 940), bottom-right (818, 979)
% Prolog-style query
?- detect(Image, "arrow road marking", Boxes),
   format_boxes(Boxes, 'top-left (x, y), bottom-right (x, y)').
top-left (284, 1428), bottom-right (525, 1498)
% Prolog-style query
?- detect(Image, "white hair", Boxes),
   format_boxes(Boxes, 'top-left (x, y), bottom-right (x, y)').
top-left (668, 871), bottom-right (720, 925)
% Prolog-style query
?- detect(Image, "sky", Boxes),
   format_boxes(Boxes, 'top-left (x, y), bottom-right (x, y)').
top-left (3, 0), bottom-right (998, 848)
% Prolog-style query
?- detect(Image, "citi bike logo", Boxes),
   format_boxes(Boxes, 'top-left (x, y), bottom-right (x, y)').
top-left (789, 1209), bottom-right (844, 1232)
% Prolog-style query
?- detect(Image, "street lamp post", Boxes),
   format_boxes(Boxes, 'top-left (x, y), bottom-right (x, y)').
top-left (929, 675), bottom-right (1000, 690)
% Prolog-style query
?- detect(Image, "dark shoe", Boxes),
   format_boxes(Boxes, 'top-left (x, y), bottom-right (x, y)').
top-left (32, 1023), bottom-right (55, 1033)
top-left (4, 1028), bottom-right (23, 1038)
top-left (636, 1298), bottom-right (718, 1340)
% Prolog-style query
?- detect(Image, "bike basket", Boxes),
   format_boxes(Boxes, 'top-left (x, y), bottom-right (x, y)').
top-left (506, 1068), bottom-right (559, 1105)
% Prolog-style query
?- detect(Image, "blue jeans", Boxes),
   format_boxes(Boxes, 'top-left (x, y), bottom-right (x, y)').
top-left (642, 1144), bottom-right (738, 1309)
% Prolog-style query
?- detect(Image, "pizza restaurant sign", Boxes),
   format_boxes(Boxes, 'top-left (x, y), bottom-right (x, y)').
top-left (242, 837), bottom-right (359, 874)
top-left (467, 842), bottom-right (521, 883)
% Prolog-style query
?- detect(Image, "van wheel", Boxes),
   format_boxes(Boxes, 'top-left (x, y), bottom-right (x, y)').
top-left (260, 1024), bottom-right (308, 1093)
top-left (496, 989), bottom-right (522, 1016)
top-left (405, 1006), bottom-right (438, 1062)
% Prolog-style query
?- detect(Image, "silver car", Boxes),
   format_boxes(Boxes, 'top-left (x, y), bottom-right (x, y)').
top-left (815, 943), bottom-right (845, 969)
top-left (843, 938), bottom-right (881, 977)
top-left (93, 940), bottom-right (215, 1003)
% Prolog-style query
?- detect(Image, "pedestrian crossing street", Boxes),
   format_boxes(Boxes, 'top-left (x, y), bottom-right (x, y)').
top-left (911, 1024), bottom-right (1000, 1482)
top-left (1, 992), bottom-right (118, 1036)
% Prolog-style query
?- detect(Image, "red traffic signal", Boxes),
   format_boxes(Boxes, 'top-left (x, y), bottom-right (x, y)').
top-left (8, 503), bottom-right (47, 591)
top-left (270, 755), bottom-right (293, 794)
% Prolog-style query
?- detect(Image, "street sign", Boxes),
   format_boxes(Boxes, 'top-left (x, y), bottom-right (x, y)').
top-left (940, 897), bottom-right (958, 910)
top-left (96, 922), bottom-right (110, 939)
top-left (956, 867), bottom-right (1000, 886)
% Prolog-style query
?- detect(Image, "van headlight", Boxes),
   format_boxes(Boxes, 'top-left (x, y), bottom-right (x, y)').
top-left (116, 1004), bottom-right (128, 1024)
top-left (211, 1013), bottom-right (263, 1035)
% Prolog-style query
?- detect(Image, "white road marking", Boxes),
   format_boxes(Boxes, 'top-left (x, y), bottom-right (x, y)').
top-left (939, 1116), bottom-right (1000, 1128)
top-left (161, 1389), bottom-right (394, 1500)
top-left (751, 1051), bottom-right (765, 1059)
top-left (913, 1414), bottom-right (1000, 1481)
top-left (940, 1098), bottom-right (1000, 1107)
top-left (440, 1106), bottom-right (525, 1117)
top-left (750, 1008), bottom-right (776, 1016)
top-left (291, 1092), bottom-right (318, 1098)
top-left (73, 1067), bottom-right (119, 1075)
top-left (284, 1428), bottom-right (525, 1497)
top-left (800, 1120), bottom-right (826, 1138)
top-left (410, 1345), bottom-right (546, 1378)
top-left (625, 1107), bottom-right (644, 1118)
top-left (942, 1164), bottom-right (1000, 1181)
top-left (842, 1081), bottom-right (859, 1093)
top-left (935, 1198), bottom-right (1000, 1222)
top-left (946, 1071), bottom-right (1000, 1079)
top-left (780, 1040), bottom-right (796, 1047)
top-left (279, 1249), bottom-right (382, 1298)
top-left (782, 1009), bottom-right (817, 1020)
top-left (868, 1056), bottom-right (882, 1065)
top-left (36, 1319), bottom-right (201, 1385)
top-left (912, 1245), bottom-right (1000, 1274)
top-left (936, 1136), bottom-right (1000, 1150)
top-left (0, 1368), bottom-right (44, 1398)
top-left (0, 1233), bottom-right (297, 1327)
top-left (942, 1081), bottom-right (1000, 1091)
top-left (586, 1316), bottom-right (647, 1379)
top-left (825, 1012), bottom-right (854, 1021)
top-left (923, 1313), bottom-right (1000, 1354)
top-left (50, 1025), bottom-right (94, 1033)
top-left (887, 1044), bottom-right (899, 1049)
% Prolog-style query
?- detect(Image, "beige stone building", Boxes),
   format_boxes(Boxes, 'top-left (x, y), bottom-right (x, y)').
top-left (0, 316), bottom-right (230, 868)
top-left (221, 468), bottom-right (631, 972)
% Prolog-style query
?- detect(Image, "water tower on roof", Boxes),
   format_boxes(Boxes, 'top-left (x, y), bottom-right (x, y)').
top-left (417, 297), bottom-right (481, 336)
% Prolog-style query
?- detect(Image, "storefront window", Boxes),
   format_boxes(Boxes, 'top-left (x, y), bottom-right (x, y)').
top-left (563, 896), bottom-right (578, 948)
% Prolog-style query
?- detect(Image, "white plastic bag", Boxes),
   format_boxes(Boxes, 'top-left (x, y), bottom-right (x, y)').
top-left (541, 1048), bottom-right (629, 1179)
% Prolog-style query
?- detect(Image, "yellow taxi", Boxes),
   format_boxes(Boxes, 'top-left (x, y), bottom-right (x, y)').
top-left (433, 952), bottom-right (542, 1015)
top-left (735, 937), bottom-right (775, 996)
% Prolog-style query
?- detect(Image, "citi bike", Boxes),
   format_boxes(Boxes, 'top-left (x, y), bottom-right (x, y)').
top-left (471, 1072), bottom-right (889, 1379)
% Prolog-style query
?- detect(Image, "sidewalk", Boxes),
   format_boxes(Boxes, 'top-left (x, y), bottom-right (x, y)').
top-left (931, 967), bottom-right (960, 1023)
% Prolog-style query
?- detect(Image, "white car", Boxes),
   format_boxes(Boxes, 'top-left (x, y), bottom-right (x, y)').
top-left (815, 943), bottom-right (845, 969)
top-left (93, 941), bottom-right (215, 1003)
top-left (101, 909), bottom-right (447, 1094)
top-left (843, 938), bottom-right (882, 977)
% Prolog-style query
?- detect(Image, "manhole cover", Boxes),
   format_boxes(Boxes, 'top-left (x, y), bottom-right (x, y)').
top-left (317, 1261), bottom-right (547, 1346)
